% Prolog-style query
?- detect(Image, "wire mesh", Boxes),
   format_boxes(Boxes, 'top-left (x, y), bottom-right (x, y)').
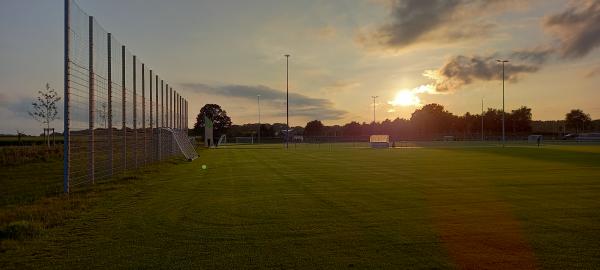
top-left (64, 0), bottom-right (194, 192)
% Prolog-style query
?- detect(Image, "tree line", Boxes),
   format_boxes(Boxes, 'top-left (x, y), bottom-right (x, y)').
top-left (193, 103), bottom-right (598, 140)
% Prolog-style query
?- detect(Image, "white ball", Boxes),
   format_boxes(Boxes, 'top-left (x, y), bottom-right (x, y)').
top-left (202, 164), bottom-right (207, 170)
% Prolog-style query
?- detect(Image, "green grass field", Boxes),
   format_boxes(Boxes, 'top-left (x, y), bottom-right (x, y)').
top-left (1, 143), bottom-right (600, 269)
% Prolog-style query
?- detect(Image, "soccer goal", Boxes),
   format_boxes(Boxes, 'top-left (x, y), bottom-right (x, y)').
top-left (528, 135), bottom-right (543, 146)
top-left (370, 135), bottom-right (390, 148)
top-left (217, 134), bottom-right (227, 146)
top-left (235, 136), bottom-right (254, 144)
top-left (160, 128), bottom-right (199, 161)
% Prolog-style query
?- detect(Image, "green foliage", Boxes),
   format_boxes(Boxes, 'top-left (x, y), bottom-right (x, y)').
top-left (192, 104), bottom-right (232, 137)
top-left (28, 83), bottom-right (61, 129)
top-left (342, 121), bottom-right (362, 136)
top-left (28, 83), bottom-right (61, 147)
top-left (304, 120), bottom-right (324, 136)
top-left (565, 109), bottom-right (592, 133)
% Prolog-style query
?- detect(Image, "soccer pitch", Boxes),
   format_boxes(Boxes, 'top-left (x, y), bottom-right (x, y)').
top-left (2, 143), bottom-right (600, 269)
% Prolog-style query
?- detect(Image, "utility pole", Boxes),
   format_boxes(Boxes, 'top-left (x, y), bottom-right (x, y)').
top-left (481, 98), bottom-right (484, 141)
top-left (285, 54), bottom-right (290, 149)
top-left (497, 59), bottom-right (509, 147)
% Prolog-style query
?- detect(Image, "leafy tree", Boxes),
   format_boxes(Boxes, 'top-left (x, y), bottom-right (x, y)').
top-left (342, 121), bottom-right (361, 136)
top-left (410, 103), bottom-right (455, 138)
top-left (508, 106), bottom-right (532, 133)
top-left (483, 108), bottom-right (503, 134)
top-left (260, 124), bottom-right (274, 137)
top-left (565, 109), bottom-right (591, 133)
top-left (193, 104), bottom-right (232, 137)
top-left (29, 83), bottom-right (61, 147)
top-left (304, 120), bottom-right (324, 136)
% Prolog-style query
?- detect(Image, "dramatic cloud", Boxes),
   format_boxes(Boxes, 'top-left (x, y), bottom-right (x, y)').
top-left (544, 0), bottom-right (600, 59)
top-left (424, 53), bottom-right (541, 92)
top-left (509, 47), bottom-right (555, 65)
top-left (418, 0), bottom-right (600, 92)
top-left (0, 94), bottom-right (35, 117)
top-left (182, 83), bottom-right (346, 120)
top-left (359, 0), bottom-right (521, 50)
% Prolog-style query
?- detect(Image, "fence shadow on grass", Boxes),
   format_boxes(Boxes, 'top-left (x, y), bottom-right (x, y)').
top-left (440, 144), bottom-right (600, 168)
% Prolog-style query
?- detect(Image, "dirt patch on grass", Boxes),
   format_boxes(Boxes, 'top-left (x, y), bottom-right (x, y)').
top-left (427, 189), bottom-right (538, 269)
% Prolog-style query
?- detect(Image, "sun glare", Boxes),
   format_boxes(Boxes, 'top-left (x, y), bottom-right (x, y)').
top-left (389, 90), bottom-right (421, 107)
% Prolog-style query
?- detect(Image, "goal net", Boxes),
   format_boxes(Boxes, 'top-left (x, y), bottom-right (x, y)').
top-left (217, 134), bottom-right (227, 146)
top-left (528, 135), bottom-right (543, 144)
top-left (160, 128), bottom-right (199, 161)
top-left (370, 135), bottom-right (390, 148)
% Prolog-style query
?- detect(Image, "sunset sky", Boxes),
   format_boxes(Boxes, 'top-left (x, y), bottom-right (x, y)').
top-left (1, 0), bottom-right (599, 134)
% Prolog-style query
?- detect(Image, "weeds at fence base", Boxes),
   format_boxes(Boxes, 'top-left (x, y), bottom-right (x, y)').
top-left (0, 159), bottom-right (182, 253)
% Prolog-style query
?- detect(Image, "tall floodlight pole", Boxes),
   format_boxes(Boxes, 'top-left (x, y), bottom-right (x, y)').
top-left (497, 59), bottom-right (509, 147)
top-left (257, 94), bottom-right (261, 144)
top-left (371, 96), bottom-right (378, 123)
top-left (285, 54), bottom-right (290, 149)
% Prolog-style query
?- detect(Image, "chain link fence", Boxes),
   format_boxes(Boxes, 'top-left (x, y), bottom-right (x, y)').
top-left (64, 0), bottom-right (195, 193)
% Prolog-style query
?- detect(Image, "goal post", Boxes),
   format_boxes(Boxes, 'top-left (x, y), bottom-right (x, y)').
top-left (370, 135), bottom-right (390, 148)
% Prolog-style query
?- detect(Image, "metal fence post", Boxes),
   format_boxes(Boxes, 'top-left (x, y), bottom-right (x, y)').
top-left (156, 75), bottom-right (159, 161)
top-left (187, 100), bottom-right (189, 131)
top-left (142, 63), bottom-right (146, 166)
top-left (63, 0), bottom-right (70, 193)
top-left (169, 86), bottom-right (171, 129)
top-left (180, 95), bottom-right (182, 131)
top-left (88, 16), bottom-right (95, 184)
top-left (133, 55), bottom-right (137, 169)
top-left (173, 89), bottom-right (176, 130)
top-left (164, 83), bottom-right (167, 130)
top-left (187, 99), bottom-right (189, 131)
top-left (122, 45), bottom-right (126, 171)
top-left (160, 79), bottom-right (164, 160)
top-left (107, 33), bottom-right (113, 176)
top-left (171, 88), bottom-right (174, 129)
top-left (168, 87), bottom-right (171, 129)
top-left (154, 75), bottom-right (160, 161)
top-left (168, 88), bottom-right (170, 129)
top-left (169, 87), bottom-right (173, 154)
top-left (149, 69), bottom-right (153, 162)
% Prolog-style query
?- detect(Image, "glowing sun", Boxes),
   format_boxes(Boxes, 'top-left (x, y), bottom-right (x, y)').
top-left (389, 90), bottom-right (421, 107)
